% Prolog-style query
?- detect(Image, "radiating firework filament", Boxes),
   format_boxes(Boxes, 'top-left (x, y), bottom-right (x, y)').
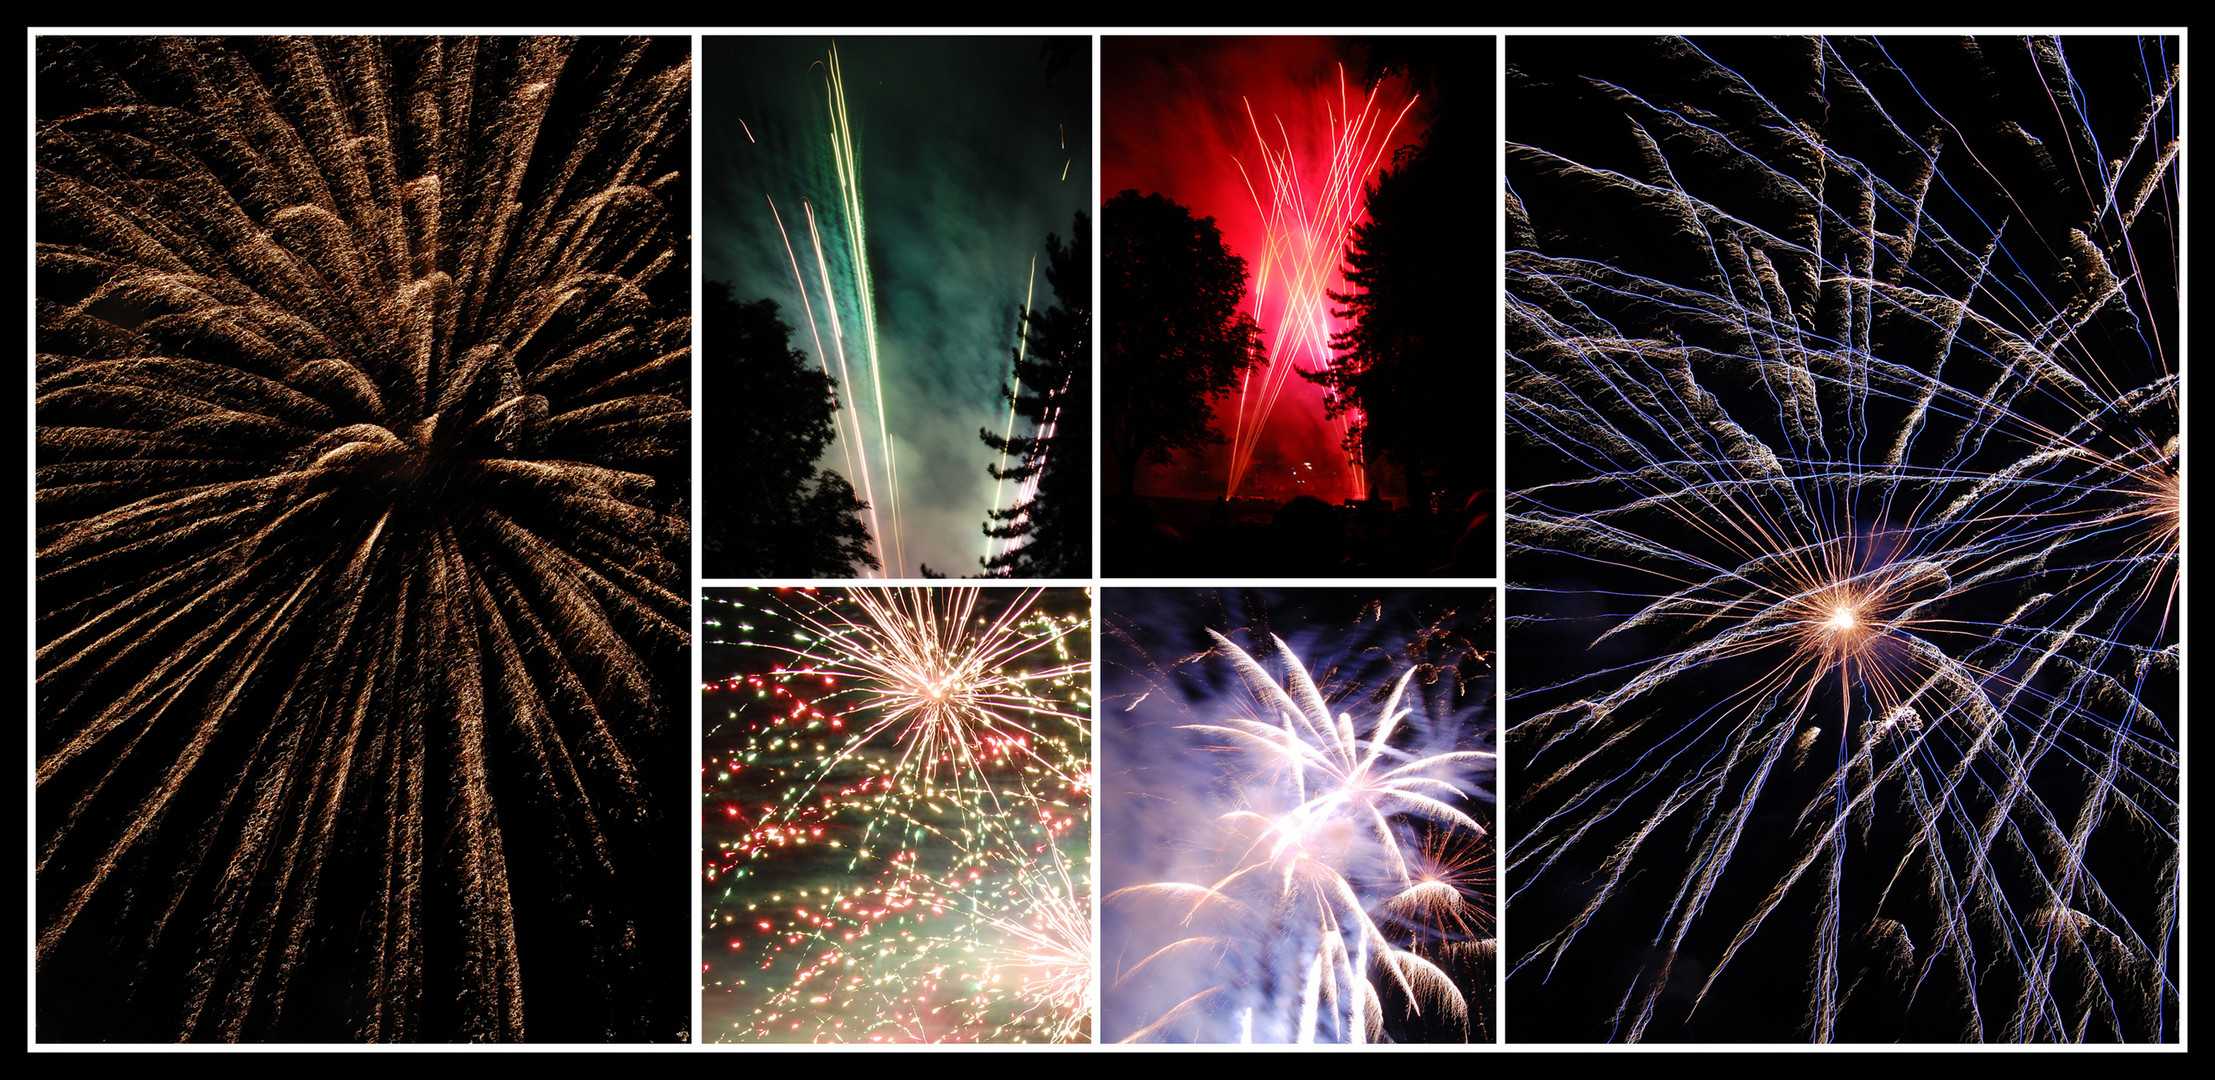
top-left (1112, 631), bottom-right (1491, 1043)
top-left (35, 36), bottom-right (689, 1041)
top-left (1506, 35), bottom-right (2177, 1042)
top-left (774, 589), bottom-right (1087, 806)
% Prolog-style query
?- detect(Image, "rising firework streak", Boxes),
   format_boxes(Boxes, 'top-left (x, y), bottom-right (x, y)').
top-left (1226, 67), bottom-right (1416, 501)
top-left (759, 44), bottom-right (906, 575)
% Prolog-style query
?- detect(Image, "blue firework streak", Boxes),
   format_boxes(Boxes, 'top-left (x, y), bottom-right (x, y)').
top-left (1103, 590), bottom-right (1495, 1043)
top-left (1506, 36), bottom-right (2176, 1042)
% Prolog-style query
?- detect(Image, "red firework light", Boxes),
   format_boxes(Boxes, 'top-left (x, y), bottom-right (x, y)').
top-left (1105, 38), bottom-right (1426, 502)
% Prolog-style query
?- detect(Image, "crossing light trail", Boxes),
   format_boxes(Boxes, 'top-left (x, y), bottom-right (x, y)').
top-left (1224, 66), bottom-right (1417, 501)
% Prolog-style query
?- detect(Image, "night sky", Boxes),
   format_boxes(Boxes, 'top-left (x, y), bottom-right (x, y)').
top-left (703, 36), bottom-right (1090, 578)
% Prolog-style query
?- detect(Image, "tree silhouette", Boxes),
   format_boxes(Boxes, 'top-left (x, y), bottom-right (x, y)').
top-left (1103, 190), bottom-right (1263, 497)
top-left (1308, 40), bottom-right (1493, 534)
top-left (700, 282), bottom-right (877, 577)
top-left (980, 213), bottom-right (1090, 578)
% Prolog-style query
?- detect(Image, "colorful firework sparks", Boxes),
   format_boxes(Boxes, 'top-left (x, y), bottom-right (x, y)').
top-left (34, 36), bottom-right (692, 1042)
top-left (1103, 591), bottom-right (1495, 1043)
top-left (702, 587), bottom-right (1093, 1043)
top-left (706, 37), bottom-right (1090, 577)
top-left (1383, 823), bottom-right (1495, 954)
top-left (980, 852), bottom-right (1095, 1043)
top-left (1506, 36), bottom-right (2177, 1043)
top-left (1225, 67), bottom-right (1417, 502)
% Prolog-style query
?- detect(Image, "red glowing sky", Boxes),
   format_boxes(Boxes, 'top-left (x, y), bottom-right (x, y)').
top-left (1105, 37), bottom-right (1429, 500)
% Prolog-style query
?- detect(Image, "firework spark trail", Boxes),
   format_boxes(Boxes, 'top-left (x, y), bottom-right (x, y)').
top-left (35, 36), bottom-right (691, 1041)
top-left (1224, 67), bottom-right (1417, 501)
top-left (803, 198), bottom-right (892, 562)
top-left (1104, 597), bottom-right (1494, 1043)
top-left (754, 43), bottom-right (906, 576)
top-left (971, 842), bottom-right (1094, 1043)
top-left (985, 255), bottom-right (1039, 567)
top-left (989, 384), bottom-right (1073, 570)
top-left (984, 109), bottom-right (1084, 570)
top-left (824, 45), bottom-right (908, 575)
top-left (702, 588), bottom-right (1092, 1042)
top-left (764, 588), bottom-right (1088, 804)
top-left (1505, 35), bottom-right (2176, 1043)
top-left (766, 193), bottom-right (868, 529)
top-left (996, 304), bottom-right (1079, 570)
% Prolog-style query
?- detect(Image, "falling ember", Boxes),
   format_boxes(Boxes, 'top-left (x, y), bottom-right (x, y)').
top-left (1223, 67), bottom-right (1417, 501)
